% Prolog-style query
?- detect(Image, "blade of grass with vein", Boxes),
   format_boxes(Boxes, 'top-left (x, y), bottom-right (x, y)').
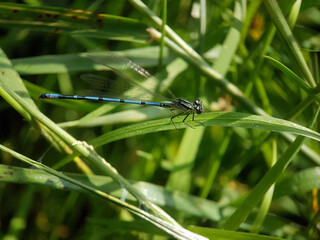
top-left (12, 46), bottom-right (167, 75)
top-left (213, 0), bottom-right (245, 74)
top-left (223, 106), bottom-right (320, 230)
top-left (242, 23), bottom-right (276, 115)
top-left (0, 164), bottom-right (224, 221)
top-left (265, 56), bottom-right (320, 103)
top-left (166, 128), bottom-right (205, 193)
top-left (199, 0), bottom-right (206, 54)
top-left (250, 138), bottom-right (277, 233)
top-left (263, 0), bottom-right (315, 86)
top-left (189, 227), bottom-right (285, 240)
top-left (0, 3), bottom-right (148, 43)
top-left (5, 163), bottom-right (315, 226)
top-left (89, 111), bottom-right (320, 148)
top-left (58, 107), bottom-right (168, 128)
top-left (200, 129), bottom-right (232, 199)
top-left (0, 49), bottom-right (33, 121)
top-left (158, 0), bottom-right (166, 68)
top-left (287, 0), bottom-right (301, 28)
top-left (0, 145), bottom-right (207, 240)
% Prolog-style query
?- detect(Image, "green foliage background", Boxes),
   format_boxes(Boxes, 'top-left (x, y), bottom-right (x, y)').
top-left (0, 0), bottom-right (319, 239)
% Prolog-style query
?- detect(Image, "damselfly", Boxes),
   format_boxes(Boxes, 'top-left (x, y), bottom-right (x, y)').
top-left (39, 54), bottom-right (204, 128)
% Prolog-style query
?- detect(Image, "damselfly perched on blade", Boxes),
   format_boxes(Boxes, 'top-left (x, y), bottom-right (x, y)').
top-left (39, 54), bottom-right (204, 128)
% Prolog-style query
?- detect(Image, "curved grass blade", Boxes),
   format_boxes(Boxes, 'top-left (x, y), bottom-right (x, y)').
top-left (265, 56), bottom-right (320, 104)
top-left (89, 111), bottom-right (320, 148)
top-left (223, 107), bottom-right (320, 230)
top-left (0, 145), bottom-right (207, 240)
top-left (263, 0), bottom-right (315, 86)
top-left (3, 163), bottom-right (318, 227)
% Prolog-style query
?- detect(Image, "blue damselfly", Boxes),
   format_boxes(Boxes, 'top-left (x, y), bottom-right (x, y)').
top-left (39, 54), bottom-right (204, 128)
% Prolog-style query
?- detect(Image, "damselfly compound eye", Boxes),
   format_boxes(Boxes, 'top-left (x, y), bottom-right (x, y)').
top-left (194, 99), bottom-right (204, 114)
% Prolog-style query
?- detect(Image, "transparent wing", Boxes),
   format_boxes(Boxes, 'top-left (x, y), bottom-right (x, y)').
top-left (80, 73), bottom-right (154, 100)
top-left (84, 53), bottom-right (169, 101)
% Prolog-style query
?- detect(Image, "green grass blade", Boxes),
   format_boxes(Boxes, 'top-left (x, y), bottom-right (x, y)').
top-left (189, 227), bottom-right (285, 240)
top-left (12, 47), bottom-right (166, 75)
top-left (3, 163), bottom-right (319, 226)
top-left (213, 0), bottom-right (245, 75)
top-left (166, 128), bottom-right (205, 193)
top-left (265, 56), bottom-right (320, 104)
top-left (223, 135), bottom-right (305, 230)
top-left (0, 146), bottom-right (207, 240)
top-left (223, 107), bottom-right (320, 230)
top-left (0, 164), bottom-right (223, 221)
top-left (0, 49), bottom-right (34, 121)
top-left (0, 2), bottom-right (148, 43)
top-left (263, 0), bottom-right (315, 86)
top-left (89, 111), bottom-right (320, 148)
top-left (250, 139), bottom-right (277, 233)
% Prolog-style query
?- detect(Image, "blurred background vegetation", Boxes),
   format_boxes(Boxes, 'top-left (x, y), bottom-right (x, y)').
top-left (0, 0), bottom-right (320, 239)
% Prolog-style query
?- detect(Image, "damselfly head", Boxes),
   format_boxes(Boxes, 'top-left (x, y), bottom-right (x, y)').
top-left (194, 99), bottom-right (204, 114)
